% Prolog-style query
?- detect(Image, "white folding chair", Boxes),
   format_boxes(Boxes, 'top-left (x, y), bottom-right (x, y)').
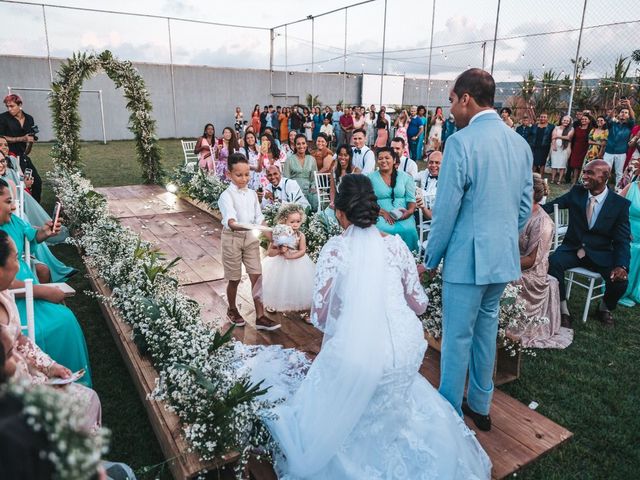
top-left (314, 172), bottom-right (332, 213)
top-left (9, 279), bottom-right (35, 342)
top-left (417, 207), bottom-right (431, 259)
top-left (181, 140), bottom-right (198, 167)
top-left (565, 267), bottom-right (605, 324)
top-left (552, 203), bottom-right (569, 252)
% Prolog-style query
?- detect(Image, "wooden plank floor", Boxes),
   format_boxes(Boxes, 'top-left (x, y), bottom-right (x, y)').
top-left (97, 185), bottom-right (572, 480)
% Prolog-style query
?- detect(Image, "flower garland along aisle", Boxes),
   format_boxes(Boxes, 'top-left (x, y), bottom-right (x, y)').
top-left (418, 267), bottom-right (549, 356)
top-left (48, 167), bottom-right (274, 472)
top-left (0, 380), bottom-right (109, 479)
top-left (50, 50), bottom-right (163, 183)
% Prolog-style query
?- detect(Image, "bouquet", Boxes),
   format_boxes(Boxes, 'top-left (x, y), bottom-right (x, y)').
top-left (272, 224), bottom-right (297, 249)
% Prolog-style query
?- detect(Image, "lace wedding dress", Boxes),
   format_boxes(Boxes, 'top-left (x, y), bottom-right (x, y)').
top-left (240, 227), bottom-right (491, 479)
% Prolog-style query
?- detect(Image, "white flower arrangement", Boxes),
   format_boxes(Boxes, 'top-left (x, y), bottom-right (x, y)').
top-left (1, 380), bottom-right (109, 480)
top-left (272, 224), bottom-right (296, 248)
top-left (417, 264), bottom-right (549, 356)
top-left (48, 167), bottom-right (275, 471)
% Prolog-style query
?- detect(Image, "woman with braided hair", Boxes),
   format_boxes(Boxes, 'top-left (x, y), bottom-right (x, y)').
top-left (368, 147), bottom-right (418, 250)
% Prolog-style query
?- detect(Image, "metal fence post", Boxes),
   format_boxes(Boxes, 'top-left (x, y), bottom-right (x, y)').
top-left (41, 5), bottom-right (53, 82)
top-left (379, 0), bottom-right (388, 108)
top-left (490, 0), bottom-right (501, 75)
top-left (567, 0), bottom-right (588, 115)
top-left (167, 18), bottom-right (178, 137)
top-left (426, 0), bottom-right (436, 110)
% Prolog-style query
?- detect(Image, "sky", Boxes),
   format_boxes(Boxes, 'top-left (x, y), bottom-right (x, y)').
top-left (1, 0), bottom-right (637, 82)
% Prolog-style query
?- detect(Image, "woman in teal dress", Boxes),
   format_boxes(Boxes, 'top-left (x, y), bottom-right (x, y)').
top-left (619, 170), bottom-right (640, 307)
top-left (416, 105), bottom-right (428, 161)
top-left (0, 179), bottom-right (91, 386)
top-left (368, 147), bottom-right (418, 251)
top-left (0, 149), bottom-right (76, 282)
top-left (284, 133), bottom-right (318, 210)
top-left (0, 139), bottom-right (70, 247)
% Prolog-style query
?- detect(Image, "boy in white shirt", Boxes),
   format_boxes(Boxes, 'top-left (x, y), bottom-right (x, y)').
top-left (217, 153), bottom-right (280, 331)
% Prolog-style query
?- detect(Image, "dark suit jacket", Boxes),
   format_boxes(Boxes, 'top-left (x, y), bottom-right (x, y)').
top-left (542, 186), bottom-right (631, 269)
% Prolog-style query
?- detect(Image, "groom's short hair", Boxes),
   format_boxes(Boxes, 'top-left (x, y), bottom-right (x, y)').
top-left (453, 68), bottom-right (495, 108)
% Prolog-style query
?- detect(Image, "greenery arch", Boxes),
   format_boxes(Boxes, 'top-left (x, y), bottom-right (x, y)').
top-left (50, 50), bottom-right (163, 183)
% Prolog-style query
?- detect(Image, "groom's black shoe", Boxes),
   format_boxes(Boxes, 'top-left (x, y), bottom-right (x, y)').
top-left (462, 400), bottom-right (491, 432)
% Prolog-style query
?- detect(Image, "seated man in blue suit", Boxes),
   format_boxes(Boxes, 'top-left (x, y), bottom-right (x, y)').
top-left (542, 160), bottom-right (631, 327)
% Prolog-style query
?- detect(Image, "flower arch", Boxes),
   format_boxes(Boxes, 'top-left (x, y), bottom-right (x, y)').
top-left (50, 50), bottom-right (163, 183)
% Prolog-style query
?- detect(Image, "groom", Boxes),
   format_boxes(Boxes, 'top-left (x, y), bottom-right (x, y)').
top-left (424, 69), bottom-right (533, 430)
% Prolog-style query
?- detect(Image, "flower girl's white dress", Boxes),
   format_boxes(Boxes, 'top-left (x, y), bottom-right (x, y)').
top-left (261, 229), bottom-right (316, 311)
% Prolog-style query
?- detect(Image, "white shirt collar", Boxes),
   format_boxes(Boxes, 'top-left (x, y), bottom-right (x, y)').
top-left (469, 109), bottom-right (497, 125)
top-left (588, 188), bottom-right (608, 203)
top-left (230, 183), bottom-right (249, 193)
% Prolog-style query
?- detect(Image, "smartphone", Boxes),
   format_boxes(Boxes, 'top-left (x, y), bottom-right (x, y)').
top-left (24, 168), bottom-right (32, 179)
top-left (52, 201), bottom-right (61, 226)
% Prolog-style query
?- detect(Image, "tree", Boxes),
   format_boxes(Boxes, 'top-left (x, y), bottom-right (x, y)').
top-left (597, 55), bottom-right (633, 110)
top-left (305, 94), bottom-right (322, 108)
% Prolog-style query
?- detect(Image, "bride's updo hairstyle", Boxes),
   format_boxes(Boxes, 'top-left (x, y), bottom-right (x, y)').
top-left (334, 174), bottom-right (380, 228)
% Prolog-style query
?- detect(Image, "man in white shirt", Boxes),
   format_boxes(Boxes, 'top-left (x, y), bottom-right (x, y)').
top-left (262, 165), bottom-right (311, 209)
top-left (417, 151), bottom-right (442, 219)
top-left (391, 137), bottom-right (419, 180)
top-left (319, 117), bottom-right (334, 143)
top-left (351, 128), bottom-right (376, 174)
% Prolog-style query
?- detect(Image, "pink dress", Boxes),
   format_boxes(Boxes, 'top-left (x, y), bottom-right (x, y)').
top-left (396, 121), bottom-right (410, 157)
top-left (0, 289), bottom-right (101, 430)
top-left (508, 208), bottom-right (573, 349)
top-left (196, 137), bottom-right (216, 173)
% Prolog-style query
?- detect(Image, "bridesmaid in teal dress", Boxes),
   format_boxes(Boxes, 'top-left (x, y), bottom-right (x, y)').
top-left (368, 147), bottom-right (419, 251)
top-left (619, 172), bottom-right (640, 307)
top-left (284, 134), bottom-right (318, 210)
top-left (0, 180), bottom-right (92, 386)
top-left (0, 148), bottom-right (76, 282)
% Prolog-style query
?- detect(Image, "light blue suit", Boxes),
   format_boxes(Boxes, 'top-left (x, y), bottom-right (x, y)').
top-left (425, 110), bottom-right (532, 416)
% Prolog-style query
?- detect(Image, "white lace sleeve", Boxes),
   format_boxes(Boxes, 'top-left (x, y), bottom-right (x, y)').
top-left (310, 236), bottom-right (346, 331)
top-left (389, 235), bottom-right (428, 315)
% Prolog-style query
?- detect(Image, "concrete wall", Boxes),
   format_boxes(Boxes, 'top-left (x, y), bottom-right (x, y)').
top-left (0, 55), bottom-right (365, 141)
top-left (0, 55), bottom-right (468, 141)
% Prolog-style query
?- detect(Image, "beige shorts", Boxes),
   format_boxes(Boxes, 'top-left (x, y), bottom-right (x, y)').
top-left (221, 229), bottom-right (262, 281)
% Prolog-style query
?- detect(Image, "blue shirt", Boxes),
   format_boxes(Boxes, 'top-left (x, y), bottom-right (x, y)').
top-left (605, 118), bottom-right (635, 154)
top-left (332, 111), bottom-right (343, 127)
top-left (407, 115), bottom-right (423, 138)
top-left (515, 124), bottom-right (532, 141)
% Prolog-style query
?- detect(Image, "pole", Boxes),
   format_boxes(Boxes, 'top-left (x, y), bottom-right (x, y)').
top-left (481, 42), bottom-right (487, 70)
top-left (269, 28), bottom-right (275, 102)
top-left (42, 5), bottom-right (53, 82)
top-left (567, 0), bottom-right (588, 115)
top-left (311, 17), bottom-right (315, 109)
top-left (379, 0), bottom-right (388, 108)
top-left (342, 8), bottom-right (348, 105)
top-left (490, 0), bottom-right (501, 75)
top-left (98, 90), bottom-right (107, 144)
top-left (167, 18), bottom-right (178, 137)
top-left (284, 25), bottom-right (288, 104)
top-left (425, 0), bottom-right (436, 110)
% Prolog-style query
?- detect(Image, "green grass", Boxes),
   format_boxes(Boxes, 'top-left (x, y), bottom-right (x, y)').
top-left (30, 141), bottom-right (640, 479)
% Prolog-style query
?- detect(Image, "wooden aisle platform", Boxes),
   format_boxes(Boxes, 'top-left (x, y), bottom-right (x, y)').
top-left (95, 185), bottom-right (572, 479)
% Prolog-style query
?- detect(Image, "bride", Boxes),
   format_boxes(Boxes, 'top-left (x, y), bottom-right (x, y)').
top-left (244, 174), bottom-right (491, 479)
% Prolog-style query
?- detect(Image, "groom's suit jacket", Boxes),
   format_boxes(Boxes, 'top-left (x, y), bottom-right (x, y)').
top-left (542, 186), bottom-right (631, 269)
top-left (425, 110), bottom-right (533, 285)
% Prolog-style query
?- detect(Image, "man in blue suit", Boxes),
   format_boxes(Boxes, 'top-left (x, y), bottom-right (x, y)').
top-left (424, 69), bottom-right (533, 431)
top-left (542, 160), bottom-right (630, 328)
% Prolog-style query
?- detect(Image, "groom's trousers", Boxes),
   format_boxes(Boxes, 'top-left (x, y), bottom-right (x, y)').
top-left (439, 281), bottom-right (507, 417)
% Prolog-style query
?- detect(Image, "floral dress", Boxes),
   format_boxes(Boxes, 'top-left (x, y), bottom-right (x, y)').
top-left (0, 289), bottom-right (101, 430)
top-left (585, 128), bottom-right (609, 162)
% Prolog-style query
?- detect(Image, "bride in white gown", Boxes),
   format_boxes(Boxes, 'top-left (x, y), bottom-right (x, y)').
top-left (242, 174), bottom-right (491, 479)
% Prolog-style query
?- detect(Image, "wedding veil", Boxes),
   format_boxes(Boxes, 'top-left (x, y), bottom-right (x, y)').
top-left (267, 224), bottom-right (388, 477)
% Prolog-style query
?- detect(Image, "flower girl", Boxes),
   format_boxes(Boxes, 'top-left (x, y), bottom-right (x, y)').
top-left (262, 204), bottom-right (315, 314)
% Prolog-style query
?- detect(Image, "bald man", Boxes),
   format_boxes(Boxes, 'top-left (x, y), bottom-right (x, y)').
top-left (542, 160), bottom-right (631, 327)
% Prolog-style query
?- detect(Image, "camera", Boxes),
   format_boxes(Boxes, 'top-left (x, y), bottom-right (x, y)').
top-left (28, 125), bottom-right (39, 141)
